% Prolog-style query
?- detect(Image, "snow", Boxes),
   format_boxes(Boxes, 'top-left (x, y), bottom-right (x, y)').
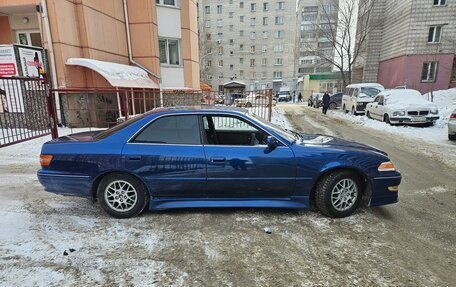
top-left (382, 89), bottom-right (437, 109)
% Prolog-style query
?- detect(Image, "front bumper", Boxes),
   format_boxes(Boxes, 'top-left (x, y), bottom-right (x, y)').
top-left (369, 173), bottom-right (401, 207)
top-left (37, 169), bottom-right (92, 197)
top-left (390, 116), bottom-right (439, 124)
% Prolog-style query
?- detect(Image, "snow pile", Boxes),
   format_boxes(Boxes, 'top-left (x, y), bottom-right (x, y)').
top-left (423, 88), bottom-right (456, 128)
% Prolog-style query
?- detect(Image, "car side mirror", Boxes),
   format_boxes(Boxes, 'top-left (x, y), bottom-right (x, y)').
top-left (266, 136), bottom-right (279, 148)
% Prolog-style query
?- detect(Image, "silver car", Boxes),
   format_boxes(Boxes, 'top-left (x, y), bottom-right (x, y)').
top-left (449, 108), bottom-right (456, 140)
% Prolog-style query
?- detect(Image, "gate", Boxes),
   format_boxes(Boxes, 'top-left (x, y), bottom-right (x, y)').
top-left (0, 76), bottom-right (57, 147)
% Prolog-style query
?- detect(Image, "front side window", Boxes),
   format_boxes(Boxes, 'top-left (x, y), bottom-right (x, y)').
top-left (428, 25), bottom-right (442, 43)
top-left (134, 115), bottom-right (200, 144)
top-left (203, 115), bottom-right (268, 146)
top-left (421, 61), bottom-right (438, 82)
top-left (159, 39), bottom-right (180, 65)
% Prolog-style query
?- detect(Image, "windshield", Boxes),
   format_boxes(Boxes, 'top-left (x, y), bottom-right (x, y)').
top-left (250, 114), bottom-right (296, 143)
top-left (359, 87), bottom-right (382, 98)
top-left (94, 114), bottom-right (145, 140)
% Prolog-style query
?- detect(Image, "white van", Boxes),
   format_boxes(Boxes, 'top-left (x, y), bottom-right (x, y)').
top-left (342, 83), bottom-right (384, 115)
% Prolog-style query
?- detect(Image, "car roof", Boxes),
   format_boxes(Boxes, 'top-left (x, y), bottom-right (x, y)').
top-left (145, 106), bottom-right (249, 116)
top-left (346, 83), bottom-right (384, 89)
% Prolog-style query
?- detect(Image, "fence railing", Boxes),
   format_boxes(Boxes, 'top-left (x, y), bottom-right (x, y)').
top-left (0, 76), bottom-right (56, 147)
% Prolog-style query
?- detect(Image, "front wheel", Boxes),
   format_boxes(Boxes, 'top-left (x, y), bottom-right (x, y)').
top-left (343, 104), bottom-right (348, 113)
top-left (97, 173), bottom-right (149, 218)
top-left (315, 171), bottom-right (363, 218)
top-left (329, 102), bottom-right (337, 110)
top-left (449, 134), bottom-right (456, 141)
top-left (366, 111), bottom-right (371, 119)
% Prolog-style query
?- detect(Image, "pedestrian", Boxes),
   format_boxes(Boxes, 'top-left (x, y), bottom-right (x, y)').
top-left (298, 92), bottom-right (302, 102)
top-left (0, 88), bottom-right (8, 113)
top-left (293, 91), bottom-right (296, 103)
top-left (322, 91), bottom-right (330, 114)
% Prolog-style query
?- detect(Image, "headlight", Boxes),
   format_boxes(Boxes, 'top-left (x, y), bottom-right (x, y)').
top-left (378, 161), bottom-right (396, 172)
top-left (430, 108), bottom-right (438, 115)
top-left (357, 102), bottom-right (364, 106)
top-left (393, 110), bottom-right (405, 116)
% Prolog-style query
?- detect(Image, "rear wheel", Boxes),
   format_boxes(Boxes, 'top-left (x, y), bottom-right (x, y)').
top-left (366, 111), bottom-right (371, 119)
top-left (449, 134), bottom-right (456, 141)
top-left (351, 106), bottom-right (356, 115)
top-left (97, 173), bottom-right (149, 218)
top-left (315, 171), bottom-right (363, 218)
top-left (329, 102), bottom-right (337, 110)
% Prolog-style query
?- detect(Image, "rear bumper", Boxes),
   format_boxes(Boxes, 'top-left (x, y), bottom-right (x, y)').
top-left (369, 173), bottom-right (401, 207)
top-left (37, 170), bottom-right (92, 197)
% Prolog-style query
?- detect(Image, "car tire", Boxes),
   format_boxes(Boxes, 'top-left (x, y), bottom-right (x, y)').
top-left (351, 106), bottom-right (356, 115)
top-left (329, 102), bottom-right (337, 110)
top-left (315, 171), bottom-right (363, 218)
top-left (343, 104), bottom-right (348, 113)
top-left (449, 134), bottom-right (456, 141)
top-left (97, 173), bottom-right (149, 219)
top-left (384, 114), bottom-right (391, 125)
top-left (366, 111), bottom-right (371, 119)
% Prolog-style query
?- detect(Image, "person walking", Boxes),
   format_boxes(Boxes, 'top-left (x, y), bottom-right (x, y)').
top-left (322, 91), bottom-right (330, 114)
top-left (298, 92), bottom-right (302, 103)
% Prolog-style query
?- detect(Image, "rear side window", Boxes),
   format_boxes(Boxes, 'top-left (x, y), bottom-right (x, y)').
top-left (133, 115), bottom-right (201, 144)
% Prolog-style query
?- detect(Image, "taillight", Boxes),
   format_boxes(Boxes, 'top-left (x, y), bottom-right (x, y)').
top-left (40, 154), bottom-right (53, 166)
top-left (450, 113), bottom-right (456, 120)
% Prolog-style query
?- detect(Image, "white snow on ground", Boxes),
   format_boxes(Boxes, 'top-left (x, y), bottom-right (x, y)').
top-left (329, 88), bottom-right (456, 146)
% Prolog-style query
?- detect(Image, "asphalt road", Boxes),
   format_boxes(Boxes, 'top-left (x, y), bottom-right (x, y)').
top-left (0, 105), bottom-right (455, 286)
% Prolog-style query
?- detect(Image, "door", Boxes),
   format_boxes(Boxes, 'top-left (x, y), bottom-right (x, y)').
top-left (122, 115), bottom-right (207, 198)
top-left (202, 114), bottom-right (296, 198)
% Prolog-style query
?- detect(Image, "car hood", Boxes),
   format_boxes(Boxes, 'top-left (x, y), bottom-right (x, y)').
top-left (296, 134), bottom-right (387, 156)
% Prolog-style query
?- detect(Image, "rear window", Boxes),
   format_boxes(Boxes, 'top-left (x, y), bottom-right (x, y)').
top-left (94, 115), bottom-right (145, 140)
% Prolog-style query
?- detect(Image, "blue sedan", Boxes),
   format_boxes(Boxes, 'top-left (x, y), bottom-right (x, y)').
top-left (38, 107), bottom-right (401, 218)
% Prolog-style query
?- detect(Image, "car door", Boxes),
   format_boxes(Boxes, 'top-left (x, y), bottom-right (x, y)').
top-left (369, 96), bottom-right (380, 118)
top-left (122, 114), bottom-right (207, 198)
top-left (201, 114), bottom-right (296, 198)
top-left (376, 95), bottom-right (385, 119)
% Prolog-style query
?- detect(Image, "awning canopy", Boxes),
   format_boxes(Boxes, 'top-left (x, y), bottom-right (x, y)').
top-left (222, 80), bottom-right (246, 89)
top-left (66, 58), bottom-right (159, 89)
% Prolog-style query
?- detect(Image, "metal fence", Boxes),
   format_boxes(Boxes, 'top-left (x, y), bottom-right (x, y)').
top-left (0, 76), bottom-right (57, 147)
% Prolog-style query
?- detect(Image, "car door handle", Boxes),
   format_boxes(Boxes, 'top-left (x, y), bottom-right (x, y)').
top-left (210, 157), bottom-right (226, 163)
top-left (127, 156), bottom-right (142, 161)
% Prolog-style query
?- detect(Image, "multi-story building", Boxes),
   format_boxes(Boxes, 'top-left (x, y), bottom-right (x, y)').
top-left (0, 0), bottom-right (200, 91)
top-left (295, 0), bottom-right (339, 77)
top-left (353, 0), bottom-right (456, 94)
top-left (198, 0), bottom-right (297, 92)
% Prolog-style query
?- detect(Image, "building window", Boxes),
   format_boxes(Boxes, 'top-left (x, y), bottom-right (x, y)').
top-left (240, 30), bottom-right (244, 36)
top-left (217, 19), bottom-right (223, 27)
top-left (421, 61), bottom-right (438, 82)
top-left (275, 16), bottom-right (284, 25)
top-left (262, 31), bottom-right (268, 39)
top-left (303, 14), bottom-right (317, 22)
top-left (318, 42), bottom-right (333, 48)
top-left (230, 51), bottom-right (234, 55)
top-left (263, 2), bottom-right (269, 11)
top-left (218, 60), bottom-right (224, 67)
top-left (263, 17), bottom-right (268, 25)
top-left (240, 16), bottom-right (244, 22)
top-left (240, 44), bottom-right (244, 50)
top-left (230, 64), bottom-right (234, 70)
top-left (274, 44), bottom-right (283, 52)
top-left (205, 5), bottom-right (210, 14)
top-left (274, 58), bottom-right (283, 65)
top-left (207, 75), bottom-right (213, 80)
top-left (240, 1), bottom-right (244, 8)
top-left (229, 0), bottom-right (233, 4)
top-left (300, 59), bottom-right (313, 65)
top-left (217, 5), bottom-right (222, 14)
top-left (240, 58), bottom-right (244, 64)
top-left (251, 3), bottom-right (257, 11)
top-left (156, 0), bottom-right (178, 7)
top-left (205, 20), bottom-right (211, 28)
top-left (159, 39), bottom-right (180, 65)
top-left (217, 33), bottom-right (223, 41)
top-left (229, 12), bottom-right (234, 18)
top-left (229, 25), bottom-right (234, 31)
top-left (206, 33), bottom-right (211, 40)
top-left (275, 30), bottom-right (284, 38)
top-left (262, 72), bottom-right (267, 79)
top-left (273, 71), bottom-right (283, 78)
top-left (206, 60), bottom-right (212, 67)
top-left (229, 39), bottom-right (234, 45)
top-left (250, 17), bottom-right (256, 26)
top-left (250, 59), bottom-right (256, 67)
top-left (240, 70), bottom-right (244, 77)
top-left (433, 0), bottom-right (446, 5)
top-left (262, 45), bottom-right (267, 52)
top-left (218, 46), bottom-right (224, 54)
top-left (250, 32), bottom-right (256, 39)
top-left (276, 1), bottom-right (284, 10)
top-left (428, 26), bottom-right (442, 43)
top-left (262, 58), bottom-right (267, 66)
top-left (250, 45), bottom-right (256, 53)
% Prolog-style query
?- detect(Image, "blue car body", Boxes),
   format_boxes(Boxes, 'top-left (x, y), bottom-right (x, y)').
top-left (38, 107), bottom-right (400, 211)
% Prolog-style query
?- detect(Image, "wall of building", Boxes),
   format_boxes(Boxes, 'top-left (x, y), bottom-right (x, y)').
top-left (378, 54), bottom-right (454, 93)
top-left (0, 16), bottom-right (12, 43)
top-left (181, 0), bottom-right (200, 89)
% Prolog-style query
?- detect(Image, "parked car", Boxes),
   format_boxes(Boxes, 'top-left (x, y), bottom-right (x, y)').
top-left (342, 83), bottom-right (384, 115)
top-left (235, 93), bottom-right (275, 107)
top-left (308, 93), bottom-right (324, 108)
top-left (329, 93), bottom-right (344, 109)
top-left (226, 93), bottom-right (244, 105)
top-left (448, 108), bottom-right (456, 140)
top-left (38, 106), bottom-right (401, 219)
top-left (277, 90), bottom-right (292, 102)
top-left (365, 89), bottom-right (439, 125)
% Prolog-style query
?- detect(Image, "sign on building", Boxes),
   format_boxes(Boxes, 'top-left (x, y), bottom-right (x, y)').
top-left (0, 46), bottom-right (24, 113)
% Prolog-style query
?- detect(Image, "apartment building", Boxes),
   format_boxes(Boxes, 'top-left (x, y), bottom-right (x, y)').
top-left (295, 0), bottom-right (339, 77)
top-left (353, 0), bottom-right (456, 94)
top-left (0, 0), bottom-right (200, 90)
top-left (198, 0), bottom-right (297, 92)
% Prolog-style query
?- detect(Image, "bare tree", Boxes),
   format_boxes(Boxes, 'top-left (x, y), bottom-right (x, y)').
top-left (303, 0), bottom-right (377, 87)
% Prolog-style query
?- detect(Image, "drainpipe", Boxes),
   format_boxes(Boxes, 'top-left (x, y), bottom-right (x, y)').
top-left (123, 0), bottom-right (163, 108)
top-left (41, 0), bottom-right (61, 121)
